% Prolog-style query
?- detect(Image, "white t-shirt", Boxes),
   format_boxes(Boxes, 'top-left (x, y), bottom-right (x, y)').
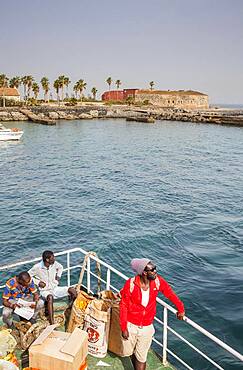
top-left (141, 288), bottom-right (150, 307)
top-left (28, 261), bottom-right (63, 292)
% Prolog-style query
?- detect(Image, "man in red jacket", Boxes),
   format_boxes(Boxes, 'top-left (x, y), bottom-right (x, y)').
top-left (120, 258), bottom-right (185, 370)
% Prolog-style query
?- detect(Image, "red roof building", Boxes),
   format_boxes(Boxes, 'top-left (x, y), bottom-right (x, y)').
top-left (0, 87), bottom-right (20, 101)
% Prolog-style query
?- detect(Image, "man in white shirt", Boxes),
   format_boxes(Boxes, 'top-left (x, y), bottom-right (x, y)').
top-left (29, 250), bottom-right (77, 324)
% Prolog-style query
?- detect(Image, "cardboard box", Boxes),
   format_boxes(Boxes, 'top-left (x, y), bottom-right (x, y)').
top-left (29, 324), bottom-right (88, 370)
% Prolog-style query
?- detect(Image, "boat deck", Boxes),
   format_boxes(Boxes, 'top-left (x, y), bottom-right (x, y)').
top-left (0, 301), bottom-right (174, 370)
top-left (87, 350), bottom-right (174, 369)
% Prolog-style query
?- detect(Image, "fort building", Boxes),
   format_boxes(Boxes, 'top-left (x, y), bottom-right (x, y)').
top-left (102, 89), bottom-right (209, 110)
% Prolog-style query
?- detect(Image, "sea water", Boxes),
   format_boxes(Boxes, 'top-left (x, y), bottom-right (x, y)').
top-left (0, 119), bottom-right (242, 369)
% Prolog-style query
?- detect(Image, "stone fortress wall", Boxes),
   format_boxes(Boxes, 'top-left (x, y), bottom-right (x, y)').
top-left (135, 90), bottom-right (209, 109)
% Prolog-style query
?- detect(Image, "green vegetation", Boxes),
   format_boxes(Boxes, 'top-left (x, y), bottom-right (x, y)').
top-left (125, 96), bottom-right (135, 106)
top-left (0, 97), bottom-right (24, 107)
top-left (26, 97), bottom-right (39, 106)
top-left (65, 97), bottom-right (78, 106)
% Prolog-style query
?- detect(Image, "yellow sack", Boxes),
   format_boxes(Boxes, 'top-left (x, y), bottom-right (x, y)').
top-left (66, 291), bottom-right (94, 333)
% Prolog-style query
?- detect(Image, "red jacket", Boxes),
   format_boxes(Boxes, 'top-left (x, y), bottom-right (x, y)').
top-left (119, 274), bottom-right (184, 332)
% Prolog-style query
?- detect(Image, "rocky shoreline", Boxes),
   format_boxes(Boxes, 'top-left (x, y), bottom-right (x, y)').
top-left (0, 105), bottom-right (243, 127)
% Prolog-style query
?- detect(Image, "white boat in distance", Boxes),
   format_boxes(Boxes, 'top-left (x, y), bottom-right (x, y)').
top-left (0, 123), bottom-right (23, 141)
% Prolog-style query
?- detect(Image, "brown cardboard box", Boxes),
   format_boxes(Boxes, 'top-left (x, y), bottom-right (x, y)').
top-left (29, 324), bottom-right (88, 370)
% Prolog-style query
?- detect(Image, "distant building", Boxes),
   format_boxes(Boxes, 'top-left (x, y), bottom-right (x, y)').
top-left (102, 88), bottom-right (209, 109)
top-left (101, 89), bottom-right (138, 102)
top-left (0, 87), bottom-right (20, 102)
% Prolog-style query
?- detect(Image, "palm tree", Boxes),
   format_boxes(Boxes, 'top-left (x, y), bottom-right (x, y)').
top-left (149, 81), bottom-right (155, 91)
top-left (21, 76), bottom-right (29, 101)
top-left (0, 74), bottom-right (9, 87)
top-left (115, 79), bottom-right (121, 90)
top-left (106, 77), bottom-right (112, 90)
top-left (53, 79), bottom-right (61, 103)
top-left (57, 75), bottom-right (66, 102)
top-left (0, 74), bottom-right (8, 107)
top-left (115, 80), bottom-right (121, 100)
top-left (32, 82), bottom-right (40, 100)
top-left (64, 77), bottom-right (71, 99)
top-left (91, 87), bottom-right (98, 100)
top-left (106, 77), bottom-right (112, 100)
top-left (41, 77), bottom-right (50, 102)
top-left (9, 76), bottom-right (21, 89)
top-left (75, 79), bottom-right (87, 102)
top-left (73, 83), bottom-right (79, 99)
top-left (26, 75), bottom-right (34, 99)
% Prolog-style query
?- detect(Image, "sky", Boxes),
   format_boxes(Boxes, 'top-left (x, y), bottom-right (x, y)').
top-left (0, 0), bottom-right (243, 104)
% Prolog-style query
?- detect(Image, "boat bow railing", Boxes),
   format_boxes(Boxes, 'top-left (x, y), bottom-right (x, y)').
top-left (0, 247), bottom-right (242, 369)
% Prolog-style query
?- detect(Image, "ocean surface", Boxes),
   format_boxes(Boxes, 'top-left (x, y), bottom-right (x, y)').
top-left (0, 119), bottom-right (242, 369)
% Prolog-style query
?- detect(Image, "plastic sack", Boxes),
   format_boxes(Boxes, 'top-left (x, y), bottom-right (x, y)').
top-left (0, 331), bottom-right (17, 358)
top-left (0, 359), bottom-right (19, 370)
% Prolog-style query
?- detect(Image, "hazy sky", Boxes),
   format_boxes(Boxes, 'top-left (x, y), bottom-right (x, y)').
top-left (1, 0), bottom-right (242, 104)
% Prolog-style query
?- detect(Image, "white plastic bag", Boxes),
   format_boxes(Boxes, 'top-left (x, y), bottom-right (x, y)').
top-left (0, 360), bottom-right (19, 370)
top-left (0, 331), bottom-right (17, 358)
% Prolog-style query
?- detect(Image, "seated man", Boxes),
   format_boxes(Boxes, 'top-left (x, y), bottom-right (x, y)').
top-left (29, 250), bottom-right (77, 324)
top-left (2, 271), bottom-right (43, 328)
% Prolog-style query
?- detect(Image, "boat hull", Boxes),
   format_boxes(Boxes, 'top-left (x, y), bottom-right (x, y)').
top-left (0, 131), bottom-right (23, 141)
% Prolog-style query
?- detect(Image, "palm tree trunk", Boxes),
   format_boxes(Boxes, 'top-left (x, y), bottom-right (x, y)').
top-left (24, 85), bottom-right (27, 101)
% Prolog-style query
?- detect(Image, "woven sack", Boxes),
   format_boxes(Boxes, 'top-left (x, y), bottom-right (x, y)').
top-left (66, 252), bottom-right (101, 333)
top-left (66, 290), bottom-right (93, 333)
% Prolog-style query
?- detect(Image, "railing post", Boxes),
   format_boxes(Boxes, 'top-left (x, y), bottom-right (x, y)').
top-left (87, 256), bottom-right (91, 293)
top-left (106, 268), bottom-right (111, 290)
top-left (163, 306), bottom-right (168, 365)
top-left (67, 252), bottom-right (70, 287)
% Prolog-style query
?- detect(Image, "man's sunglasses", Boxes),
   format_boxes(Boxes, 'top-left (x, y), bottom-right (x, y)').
top-left (144, 266), bottom-right (156, 272)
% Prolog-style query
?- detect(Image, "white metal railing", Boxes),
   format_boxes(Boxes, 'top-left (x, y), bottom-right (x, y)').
top-left (0, 247), bottom-right (242, 369)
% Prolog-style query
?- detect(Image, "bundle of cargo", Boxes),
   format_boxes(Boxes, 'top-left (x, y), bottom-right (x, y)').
top-left (83, 298), bottom-right (111, 358)
top-left (66, 252), bottom-right (100, 333)
top-left (29, 324), bottom-right (88, 370)
top-left (67, 253), bottom-right (118, 358)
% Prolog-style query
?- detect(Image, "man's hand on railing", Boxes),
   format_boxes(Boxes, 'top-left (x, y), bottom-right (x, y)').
top-left (176, 311), bottom-right (185, 320)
